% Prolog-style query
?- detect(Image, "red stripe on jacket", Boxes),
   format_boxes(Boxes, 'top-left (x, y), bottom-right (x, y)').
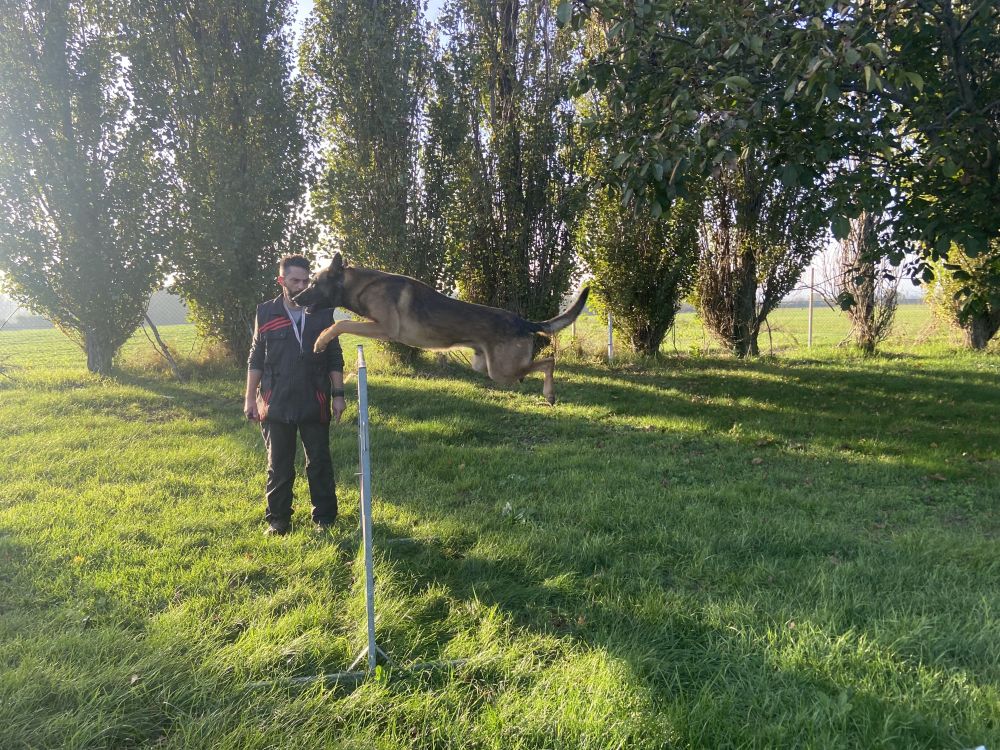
top-left (260, 317), bottom-right (292, 333)
top-left (315, 390), bottom-right (329, 423)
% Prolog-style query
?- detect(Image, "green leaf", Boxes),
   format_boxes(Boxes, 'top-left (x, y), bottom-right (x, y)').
top-left (942, 158), bottom-right (958, 178)
top-left (592, 63), bottom-right (612, 89)
top-left (836, 291), bottom-right (856, 311)
top-left (651, 200), bottom-right (663, 219)
top-left (570, 76), bottom-right (592, 96)
top-left (832, 215), bottom-right (851, 240)
top-left (612, 152), bottom-right (629, 169)
top-left (653, 162), bottom-right (664, 181)
top-left (781, 163), bottom-right (799, 188)
top-left (556, 1), bottom-right (572, 27)
top-left (864, 42), bottom-right (887, 62)
top-left (723, 75), bottom-right (751, 91)
top-left (864, 65), bottom-right (873, 91)
top-left (905, 71), bottom-right (924, 91)
top-left (724, 41), bottom-right (741, 59)
top-left (844, 46), bottom-right (860, 66)
top-left (962, 234), bottom-right (984, 256)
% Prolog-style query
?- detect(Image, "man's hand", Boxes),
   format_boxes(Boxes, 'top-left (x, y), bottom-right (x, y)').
top-left (332, 396), bottom-right (346, 424)
top-left (244, 396), bottom-right (260, 422)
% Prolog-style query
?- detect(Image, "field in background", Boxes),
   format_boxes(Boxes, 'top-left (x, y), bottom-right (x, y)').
top-left (0, 324), bottom-right (998, 748)
top-left (562, 301), bottom-right (958, 359)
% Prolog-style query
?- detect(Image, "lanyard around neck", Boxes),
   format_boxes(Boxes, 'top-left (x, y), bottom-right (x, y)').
top-left (285, 305), bottom-right (306, 352)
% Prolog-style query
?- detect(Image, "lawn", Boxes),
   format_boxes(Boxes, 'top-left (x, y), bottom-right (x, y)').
top-left (0, 320), bottom-right (997, 749)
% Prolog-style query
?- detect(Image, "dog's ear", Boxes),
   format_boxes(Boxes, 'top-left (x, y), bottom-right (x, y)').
top-left (330, 253), bottom-right (343, 273)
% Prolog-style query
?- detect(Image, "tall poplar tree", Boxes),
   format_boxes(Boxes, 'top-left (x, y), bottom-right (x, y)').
top-left (134, 0), bottom-right (311, 362)
top-left (0, 0), bottom-right (174, 374)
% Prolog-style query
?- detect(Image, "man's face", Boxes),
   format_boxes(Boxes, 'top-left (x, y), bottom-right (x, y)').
top-left (278, 266), bottom-right (310, 303)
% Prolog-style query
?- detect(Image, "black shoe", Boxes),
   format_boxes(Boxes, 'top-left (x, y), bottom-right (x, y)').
top-left (265, 522), bottom-right (290, 536)
top-left (313, 518), bottom-right (336, 532)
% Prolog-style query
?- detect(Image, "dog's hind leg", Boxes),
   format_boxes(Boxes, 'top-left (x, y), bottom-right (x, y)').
top-left (483, 340), bottom-right (558, 404)
top-left (314, 320), bottom-right (391, 352)
top-left (518, 356), bottom-right (556, 405)
top-left (470, 349), bottom-right (489, 377)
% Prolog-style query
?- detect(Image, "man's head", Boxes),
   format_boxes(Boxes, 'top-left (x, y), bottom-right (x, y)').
top-left (278, 254), bottom-right (311, 305)
top-left (292, 253), bottom-right (344, 309)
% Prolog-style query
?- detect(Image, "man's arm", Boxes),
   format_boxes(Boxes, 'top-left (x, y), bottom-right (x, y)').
top-left (245, 369), bottom-right (263, 421)
top-left (326, 313), bottom-right (346, 423)
top-left (330, 370), bottom-right (346, 423)
top-left (245, 310), bottom-right (263, 421)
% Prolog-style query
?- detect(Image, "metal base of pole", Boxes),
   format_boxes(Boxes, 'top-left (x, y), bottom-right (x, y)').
top-left (247, 658), bottom-right (467, 690)
top-left (347, 643), bottom-right (392, 672)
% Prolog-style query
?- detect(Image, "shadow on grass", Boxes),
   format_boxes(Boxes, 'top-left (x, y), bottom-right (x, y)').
top-left (318, 367), bottom-right (998, 741)
top-left (3, 351), bottom-right (997, 746)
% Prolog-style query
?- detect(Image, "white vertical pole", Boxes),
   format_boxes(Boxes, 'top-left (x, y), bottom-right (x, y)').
top-left (808, 267), bottom-right (815, 348)
top-left (607, 313), bottom-right (613, 363)
top-left (356, 345), bottom-right (377, 674)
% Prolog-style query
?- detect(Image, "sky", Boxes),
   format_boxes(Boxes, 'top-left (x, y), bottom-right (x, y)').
top-left (291, 0), bottom-right (446, 41)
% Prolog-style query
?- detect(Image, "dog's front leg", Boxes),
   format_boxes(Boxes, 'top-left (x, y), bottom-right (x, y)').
top-left (314, 320), bottom-right (391, 353)
top-left (314, 322), bottom-right (342, 353)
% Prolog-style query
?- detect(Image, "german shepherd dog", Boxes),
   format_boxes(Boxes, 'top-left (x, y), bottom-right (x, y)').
top-left (294, 253), bottom-right (589, 404)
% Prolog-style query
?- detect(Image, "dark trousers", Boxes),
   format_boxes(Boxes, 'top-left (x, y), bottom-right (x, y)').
top-left (260, 420), bottom-right (337, 526)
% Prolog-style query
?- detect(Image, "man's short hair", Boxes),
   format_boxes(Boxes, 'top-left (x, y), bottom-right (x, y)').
top-left (279, 254), bottom-right (310, 276)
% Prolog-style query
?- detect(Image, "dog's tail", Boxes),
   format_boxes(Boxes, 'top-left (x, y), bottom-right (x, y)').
top-left (532, 286), bottom-right (590, 335)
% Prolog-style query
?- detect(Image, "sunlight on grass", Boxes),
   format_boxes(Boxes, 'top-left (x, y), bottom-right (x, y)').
top-left (0, 323), bottom-right (997, 748)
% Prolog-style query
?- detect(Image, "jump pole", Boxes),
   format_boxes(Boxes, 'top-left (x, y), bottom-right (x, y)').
top-left (346, 344), bottom-right (388, 674)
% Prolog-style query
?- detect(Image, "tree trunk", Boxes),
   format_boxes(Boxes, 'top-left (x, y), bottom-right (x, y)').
top-left (732, 323), bottom-right (760, 357)
top-left (630, 322), bottom-right (667, 357)
top-left (964, 310), bottom-right (1000, 350)
top-left (732, 258), bottom-right (759, 357)
top-left (84, 329), bottom-right (114, 375)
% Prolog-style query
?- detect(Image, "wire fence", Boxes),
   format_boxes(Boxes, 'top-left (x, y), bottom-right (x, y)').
top-left (0, 288), bottom-right (969, 373)
top-left (564, 297), bottom-right (951, 359)
top-left (0, 290), bottom-right (190, 331)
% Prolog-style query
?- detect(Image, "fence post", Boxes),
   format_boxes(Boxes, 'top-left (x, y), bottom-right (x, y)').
top-left (808, 267), bottom-right (815, 348)
top-left (607, 313), bottom-right (613, 363)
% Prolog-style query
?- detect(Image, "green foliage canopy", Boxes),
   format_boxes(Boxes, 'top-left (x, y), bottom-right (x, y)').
top-left (134, 0), bottom-right (312, 362)
top-left (0, 0), bottom-right (174, 374)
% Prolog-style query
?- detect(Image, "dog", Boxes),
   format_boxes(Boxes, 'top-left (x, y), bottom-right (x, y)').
top-left (294, 253), bottom-right (589, 404)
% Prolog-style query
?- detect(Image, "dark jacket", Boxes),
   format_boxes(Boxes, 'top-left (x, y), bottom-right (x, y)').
top-left (247, 296), bottom-right (345, 424)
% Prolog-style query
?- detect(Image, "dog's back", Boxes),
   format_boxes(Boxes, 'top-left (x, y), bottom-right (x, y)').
top-left (346, 268), bottom-right (538, 349)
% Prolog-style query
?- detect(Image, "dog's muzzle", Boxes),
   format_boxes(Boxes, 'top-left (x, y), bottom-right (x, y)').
top-left (294, 286), bottom-right (319, 306)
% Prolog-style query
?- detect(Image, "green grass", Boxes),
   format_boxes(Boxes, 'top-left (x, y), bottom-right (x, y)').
top-left (0, 319), bottom-right (998, 749)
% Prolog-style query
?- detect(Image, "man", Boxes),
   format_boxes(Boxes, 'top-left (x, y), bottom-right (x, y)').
top-left (245, 254), bottom-right (347, 535)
